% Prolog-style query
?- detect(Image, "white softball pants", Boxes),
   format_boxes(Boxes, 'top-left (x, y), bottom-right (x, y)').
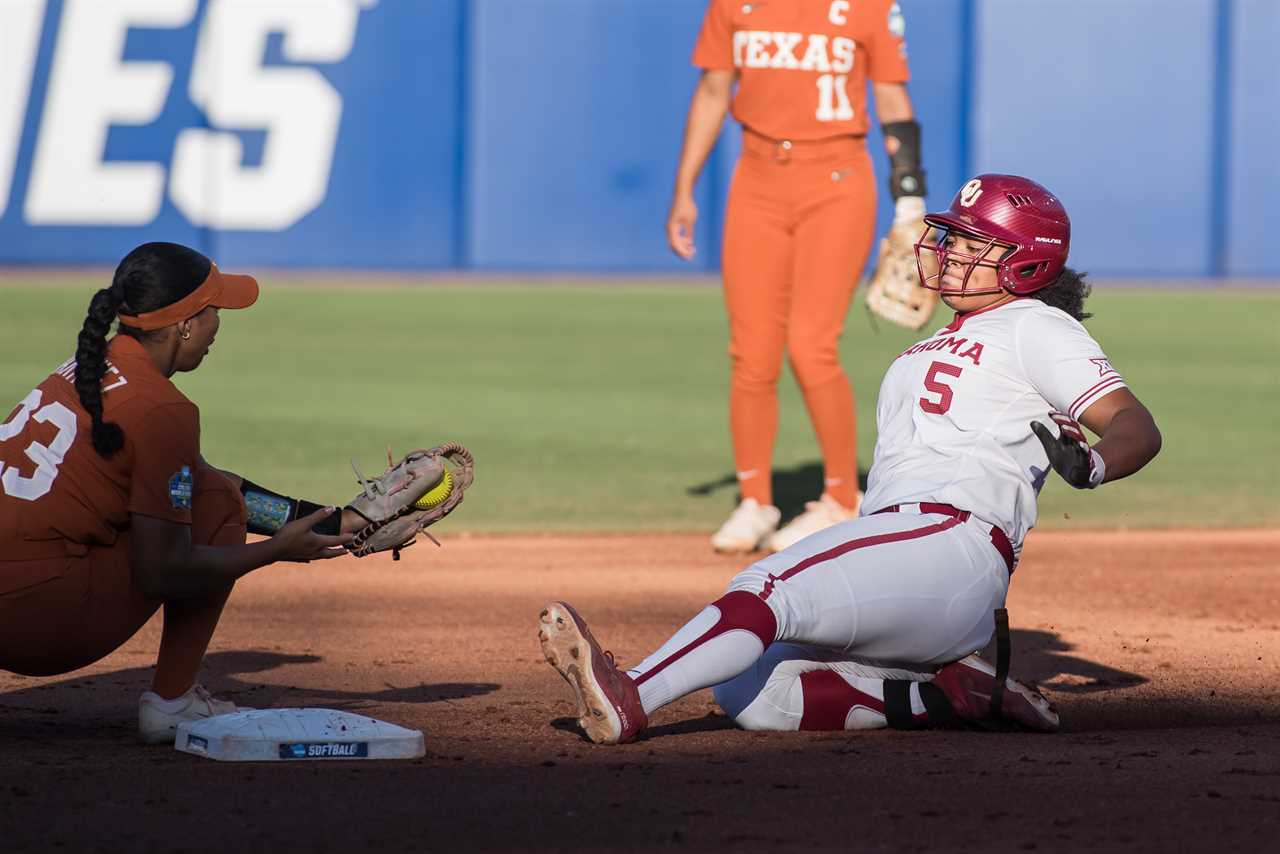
top-left (628, 508), bottom-right (1011, 730)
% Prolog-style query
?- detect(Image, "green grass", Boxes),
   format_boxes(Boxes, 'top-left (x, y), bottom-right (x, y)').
top-left (1, 278), bottom-right (1277, 531)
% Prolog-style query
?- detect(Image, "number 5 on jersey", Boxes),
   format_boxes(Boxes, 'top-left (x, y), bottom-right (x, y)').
top-left (919, 361), bottom-right (962, 415)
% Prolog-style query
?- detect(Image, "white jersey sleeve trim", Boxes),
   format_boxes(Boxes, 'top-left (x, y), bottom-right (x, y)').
top-left (1067, 375), bottom-right (1126, 420)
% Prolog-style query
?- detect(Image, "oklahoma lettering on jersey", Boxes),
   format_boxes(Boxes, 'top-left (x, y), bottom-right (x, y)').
top-left (693, 0), bottom-right (910, 140)
top-left (861, 299), bottom-right (1128, 553)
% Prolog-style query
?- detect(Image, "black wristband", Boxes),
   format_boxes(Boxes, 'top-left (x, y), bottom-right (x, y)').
top-left (240, 479), bottom-right (341, 536)
top-left (297, 499), bottom-right (343, 536)
top-left (882, 119), bottom-right (927, 199)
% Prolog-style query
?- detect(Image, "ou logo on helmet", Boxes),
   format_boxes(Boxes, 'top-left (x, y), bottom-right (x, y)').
top-left (959, 179), bottom-right (984, 208)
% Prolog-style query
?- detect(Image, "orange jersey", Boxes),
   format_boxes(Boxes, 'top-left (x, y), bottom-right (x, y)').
top-left (693, 0), bottom-right (911, 140)
top-left (0, 335), bottom-right (200, 556)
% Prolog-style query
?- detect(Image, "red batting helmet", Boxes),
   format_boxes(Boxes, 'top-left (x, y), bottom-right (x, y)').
top-left (913, 174), bottom-right (1070, 296)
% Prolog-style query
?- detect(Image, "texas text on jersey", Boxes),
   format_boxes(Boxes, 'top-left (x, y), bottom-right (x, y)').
top-left (694, 0), bottom-right (910, 139)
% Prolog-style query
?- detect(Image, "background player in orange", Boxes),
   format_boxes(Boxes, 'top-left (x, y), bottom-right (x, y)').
top-left (0, 242), bottom-right (365, 743)
top-left (668, 0), bottom-right (928, 553)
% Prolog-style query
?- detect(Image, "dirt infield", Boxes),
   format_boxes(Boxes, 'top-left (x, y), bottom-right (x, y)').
top-left (2, 529), bottom-right (1278, 853)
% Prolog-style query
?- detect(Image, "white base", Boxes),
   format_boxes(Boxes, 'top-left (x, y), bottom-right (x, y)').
top-left (175, 708), bottom-right (425, 762)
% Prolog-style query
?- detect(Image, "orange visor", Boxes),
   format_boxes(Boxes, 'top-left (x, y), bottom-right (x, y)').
top-left (116, 262), bottom-right (259, 331)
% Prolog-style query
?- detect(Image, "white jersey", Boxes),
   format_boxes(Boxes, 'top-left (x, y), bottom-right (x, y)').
top-left (861, 298), bottom-right (1126, 550)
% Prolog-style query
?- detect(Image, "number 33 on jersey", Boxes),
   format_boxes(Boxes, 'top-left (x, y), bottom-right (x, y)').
top-left (1, 338), bottom-right (203, 553)
top-left (693, 0), bottom-right (910, 140)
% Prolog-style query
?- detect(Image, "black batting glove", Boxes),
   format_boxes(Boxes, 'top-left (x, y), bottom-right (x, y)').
top-left (1031, 411), bottom-right (1106, 489)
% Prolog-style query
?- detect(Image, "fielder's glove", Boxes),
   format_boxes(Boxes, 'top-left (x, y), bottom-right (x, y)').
top-left (1031, 412), bottom-right (1105, 489)
top-left (345, 443), bottom-right (475, 558)
top-left (864, 216), bottom-right (939, 331)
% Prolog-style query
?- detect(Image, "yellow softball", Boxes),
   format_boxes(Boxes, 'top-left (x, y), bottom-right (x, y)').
top-left (413, 470), bottom-right (454, 511)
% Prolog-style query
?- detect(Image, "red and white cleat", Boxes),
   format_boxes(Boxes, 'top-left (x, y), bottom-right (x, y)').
top-left (932, 653), bottom-right (1060, 732)
top-left (538, 601), bottom-right (647, 745)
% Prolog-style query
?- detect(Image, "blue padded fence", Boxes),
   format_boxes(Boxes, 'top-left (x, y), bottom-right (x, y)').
top-left (0, 0), bottom-right (1271, 277)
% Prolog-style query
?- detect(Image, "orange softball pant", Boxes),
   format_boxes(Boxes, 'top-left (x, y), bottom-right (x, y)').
top-left (721, 128), bottom-right (877, 508)
top-left (0, 466), bottom-right (247, 677)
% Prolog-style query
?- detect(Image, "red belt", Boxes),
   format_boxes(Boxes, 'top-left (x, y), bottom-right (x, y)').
top-left (873, 502), bottom-right (1015, 575)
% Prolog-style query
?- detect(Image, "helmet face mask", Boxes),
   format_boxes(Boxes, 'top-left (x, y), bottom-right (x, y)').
top-left (914, 224), bottom-right (1015, 297)
top-left (913, 174), bottom-right (1071, 298)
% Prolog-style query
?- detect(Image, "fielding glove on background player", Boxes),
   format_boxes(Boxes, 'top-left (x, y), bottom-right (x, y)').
top-left (1031, 412), bottom-right (1105, 489)
top-left (864, 197), bottom-right (939, 331)
top-left (346, 443), bottom-right (475, 558)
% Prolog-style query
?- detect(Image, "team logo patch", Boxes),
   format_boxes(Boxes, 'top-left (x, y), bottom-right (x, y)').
top-left (1090, 357), bottom-right (1117, 376)
top-left (888, 3), bottom-right (906, 37)
top-left (959, 178), bottom-right (984, 208)
top-left (168, 465), bottom-right (193, 510)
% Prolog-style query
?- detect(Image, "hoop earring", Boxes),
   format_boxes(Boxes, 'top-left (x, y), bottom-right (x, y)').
top-left (180, 330), bottom-right (191, 340)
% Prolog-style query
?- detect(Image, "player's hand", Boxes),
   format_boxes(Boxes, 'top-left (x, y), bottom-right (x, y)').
top-left (270, 507), bottom-right (355, 562)
top-left (1031, 412), bottom-right (1105, 489)
top-left (666, 195), bottom-right (698, 260)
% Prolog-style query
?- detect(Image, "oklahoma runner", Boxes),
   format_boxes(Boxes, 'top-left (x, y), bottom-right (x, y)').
top-left (543, 174), bottom-right (1163, 743)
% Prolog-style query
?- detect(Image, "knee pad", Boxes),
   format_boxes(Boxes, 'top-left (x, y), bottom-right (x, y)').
top-left (716, 657), bottom-right (812, 732)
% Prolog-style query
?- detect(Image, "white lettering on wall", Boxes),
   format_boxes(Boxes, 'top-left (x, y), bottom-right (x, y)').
top-left (0, 0), bottom-right (46, 219)
top-left (25, 0), bottom-right (198, 225)
top-left (169, 0), bottom-right (362, 230)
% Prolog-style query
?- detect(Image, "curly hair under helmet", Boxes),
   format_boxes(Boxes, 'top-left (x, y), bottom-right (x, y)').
top-left (1028, 266), bottom-right (1092, 323)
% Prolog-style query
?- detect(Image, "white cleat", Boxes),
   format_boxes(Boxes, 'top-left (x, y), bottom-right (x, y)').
top-left (766, 493), bottom-right (860, 553)
top-left (710, 499), bottom-right (781, 553)
top-left (138, 684), bottom-right (251, 745)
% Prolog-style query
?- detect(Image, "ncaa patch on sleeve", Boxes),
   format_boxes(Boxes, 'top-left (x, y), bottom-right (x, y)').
top-left (888, 2), bottom-right (906, 37)
top-left (169, 465), bottom-right (193, 510)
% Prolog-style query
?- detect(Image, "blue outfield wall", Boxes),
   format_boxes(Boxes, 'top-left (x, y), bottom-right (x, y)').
top-left (0, 0), bottom-right (1272, 277)
top-left (973, 0), bottom-right (1220, 277)
top-left (1226, 0), bottom-right (1280, 277)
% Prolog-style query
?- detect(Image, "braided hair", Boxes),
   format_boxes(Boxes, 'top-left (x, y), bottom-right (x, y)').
top-left (1029, 265), bottom-right (1092, 322)
top-left (74, 242), bottom-right (211, 458)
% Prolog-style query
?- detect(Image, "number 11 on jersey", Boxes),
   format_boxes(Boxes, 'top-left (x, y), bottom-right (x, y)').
top-left (816, 74), bottom-right (853, 121)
